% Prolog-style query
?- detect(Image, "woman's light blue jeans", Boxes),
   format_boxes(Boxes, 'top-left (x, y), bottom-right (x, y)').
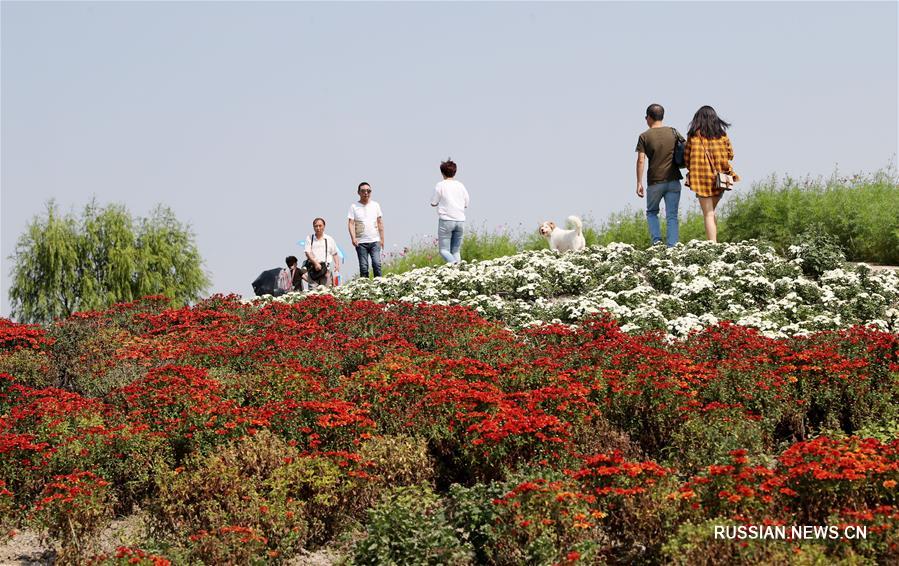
top-left (438, 219), bottom-right (464, 263)
top-left (646, 179), bottom-right (681, 247)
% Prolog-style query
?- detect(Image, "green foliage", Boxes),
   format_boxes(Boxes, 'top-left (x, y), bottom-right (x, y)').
top-left (446, 482), bottom-right (507, 564)
top-left (722, 169), bottom-right (899, 264)
top-left (0, 480), bottom-right (16, 533)
top-left (854, 417), bottom-right (899, 443)
top-left (787, 228), bottom-right (847, 278)
top-left (666, 408), bottom-right (768, 474)
top-left (9, 199), bottom-right (209, 324)
top-left (381, 236), bottom-right (443, 275)
top-left (593, 208), bottom-right (709, 248)
top-left (0, 348), bottom-right (53, 389)
top-left (357, 434), bottom-right (435, 495)
top-left (661, 519), bottom-right (837, 566)
top-left (47, 316), bottom-right (146, 395)
top-left (461, 224), bottom-right (521, 261)
top-left (29, 471), bottom-right (115, 564)
top-left (353, 484), bottom-right (474, 566)
top-left (150, 430), bottom-right (310, 563)
top-left (450, 471), bottom-right (602, 566)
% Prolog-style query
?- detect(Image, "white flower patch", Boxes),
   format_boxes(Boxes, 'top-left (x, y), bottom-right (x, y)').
top-left (246, 241), bottom-right (899, 337)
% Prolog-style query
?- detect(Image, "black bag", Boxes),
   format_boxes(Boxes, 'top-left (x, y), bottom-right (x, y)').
top-left (303, 234), bottom-right (329, 281)
top-left (252, 267), bottom-right (286, 297)
top-left (304, 260), bottom-right (329, 281)
top-left (672, 127), bottom-right (686, 169)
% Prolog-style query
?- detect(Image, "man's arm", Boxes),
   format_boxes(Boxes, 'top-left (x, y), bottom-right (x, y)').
top-left (636, 152), bottom-right (646, 198)
top-left (347, 218), bottom-right (357, 247)
top-left (377, 216), bottom-right (384, 247)
top-left (305, 238), bottom-right (320, 268)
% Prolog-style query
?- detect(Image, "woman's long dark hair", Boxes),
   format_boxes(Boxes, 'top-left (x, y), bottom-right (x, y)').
top-left (687, 105), bottom-right (731, 138)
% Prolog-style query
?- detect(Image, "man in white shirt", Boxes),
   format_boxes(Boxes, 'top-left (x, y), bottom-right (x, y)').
top-left (430, 159), bottom-right (470, 263)
top-left (304, 217), bottom-right (340, 288)
top-left (347, 182), bottom-right (384, 278)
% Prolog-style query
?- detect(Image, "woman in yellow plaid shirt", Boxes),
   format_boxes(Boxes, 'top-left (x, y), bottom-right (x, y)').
top-left (684, 105), bottom-right (739, 242)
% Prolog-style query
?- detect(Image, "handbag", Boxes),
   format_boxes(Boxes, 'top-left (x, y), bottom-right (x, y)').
top-left (704, 144), bottom-right (734, 191)
top-left (672, 127), bottom-right (686, 169)
top-left (715, 172), bottom-right (735, 190)
top-left (303, 234), bottom-right (330, 280)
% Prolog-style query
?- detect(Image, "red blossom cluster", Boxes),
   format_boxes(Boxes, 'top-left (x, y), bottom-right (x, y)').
top-left (0, 318), bottom-right (54, 351)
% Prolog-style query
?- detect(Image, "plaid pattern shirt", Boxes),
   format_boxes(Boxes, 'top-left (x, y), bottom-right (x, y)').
top-left (684, 134), bottom-right (739, 197)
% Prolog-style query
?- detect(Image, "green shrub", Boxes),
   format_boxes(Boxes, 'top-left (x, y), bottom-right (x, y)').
top-left (0, 349), bottom-right (53, 389)
top-left (30, 471), bottom-right (115, 564)
top-left (150, 430), bottom-right (309, 562)
top-left (381, 242), bottom-right (443, 275)
top-left (662, 519), bottom-right (838, 566)
top-left (353, 484), bottom-right (473, 566)
top-left (461, 224), bottom-right (520, 261)
top-left (665, 408), bottom-right (769, 474)
top-left (573, 454), bottom-right (681, 563)
top-left (466, 471), bottom-right (602, 565)
top-left (722, 169), bottom-right (899, 265)
top-left (356, 435), bottom-right (435, 500)
top-left (47, 316), bottom-right (144, 396)
top-left (787, 228), bottom-right (847, 278)
top-left (46, 423), bottom-right (172, 515)
top-left (267, 453), bottom-right (351, 546)
top-left (446, 482), bottom-right (507, 564)
top-left (0, 480), bottom-right (17, 534)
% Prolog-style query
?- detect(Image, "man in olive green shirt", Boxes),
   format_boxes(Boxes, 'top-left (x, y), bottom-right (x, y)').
top-left (635, 103), bottom-right (683, 247)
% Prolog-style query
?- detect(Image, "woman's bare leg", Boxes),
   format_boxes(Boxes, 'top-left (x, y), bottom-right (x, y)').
top-left (698, 195), bottom-right (722, 242)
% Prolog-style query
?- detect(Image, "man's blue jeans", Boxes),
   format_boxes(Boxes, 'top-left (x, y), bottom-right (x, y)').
top-left (355, 241), bottom-right (382, 278)
top-left (438, 219), bottom-right (464, 263)
top-left (646, 179), bottom-right (681, 247)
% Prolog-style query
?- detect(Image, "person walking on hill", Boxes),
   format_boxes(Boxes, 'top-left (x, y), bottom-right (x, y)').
top-left (635, 103), bottom-right (684, 247)
top-left (684, 105), bottom-right (739, 242)
top-left (347, 182), bottom-right (384, 278)
top-left (430, 158), bottom-right (469, 264)
top-left (304, 218), bottom-right (340, 288)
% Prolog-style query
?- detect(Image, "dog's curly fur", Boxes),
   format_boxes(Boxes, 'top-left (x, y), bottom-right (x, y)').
top-left (538, 215), bottom-right (586, 252)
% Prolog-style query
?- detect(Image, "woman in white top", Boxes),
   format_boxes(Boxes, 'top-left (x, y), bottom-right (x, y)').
top-left (304, 217), bottom-right (340, 288)
top-left (430, 159), bottom-right (470, 264)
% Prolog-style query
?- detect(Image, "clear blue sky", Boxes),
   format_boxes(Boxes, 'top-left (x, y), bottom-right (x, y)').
top-left (2, 1), bottom-right (897, 319)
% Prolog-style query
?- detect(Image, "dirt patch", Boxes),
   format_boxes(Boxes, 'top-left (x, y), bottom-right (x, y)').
top-left (287, 548), bottom-right (342, 565)
top-left (0, 514), bottom-right (346, 565)
top-left (0, 530), bottom-right (52, 565)
top-left (0, 512), bottom-right (147, 565)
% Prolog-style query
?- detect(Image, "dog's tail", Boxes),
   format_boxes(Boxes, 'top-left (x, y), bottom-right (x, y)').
top-left (567, 215), bottom-right (583, 235)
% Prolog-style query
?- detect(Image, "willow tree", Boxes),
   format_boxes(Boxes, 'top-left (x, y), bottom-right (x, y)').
top-left (9, 199), bottom-right (210, 324)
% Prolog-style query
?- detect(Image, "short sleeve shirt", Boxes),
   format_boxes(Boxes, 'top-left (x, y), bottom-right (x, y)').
top-left (304, 234), bottom-right (338, 266)
top-left (430, 180), bottom-right (469, 221)
top-left (636, 127), bottom-right (683, 185)
top-left (347, 201), bottom-right (383, 244)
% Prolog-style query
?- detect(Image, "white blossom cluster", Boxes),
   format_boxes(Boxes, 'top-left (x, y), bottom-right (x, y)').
top-left (248, 241), bottom-right (899, 338)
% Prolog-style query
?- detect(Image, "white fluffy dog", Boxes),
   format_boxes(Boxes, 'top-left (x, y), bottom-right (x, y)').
top-left (538, 215), bottom-right (586, 252)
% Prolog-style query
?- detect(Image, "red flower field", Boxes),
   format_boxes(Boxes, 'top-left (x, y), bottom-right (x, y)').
top-left (1, 295), bottom-right (897, 563)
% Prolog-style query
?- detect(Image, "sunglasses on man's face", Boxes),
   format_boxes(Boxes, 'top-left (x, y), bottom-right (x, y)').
top-left (360, 189), bottom-right (372, 193)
